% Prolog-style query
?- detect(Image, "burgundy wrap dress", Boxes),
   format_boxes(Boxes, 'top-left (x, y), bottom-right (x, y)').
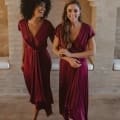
top-left (55, 22), bottom-right (95, 120)
top-left (18, 19), bottom-right (54, 115)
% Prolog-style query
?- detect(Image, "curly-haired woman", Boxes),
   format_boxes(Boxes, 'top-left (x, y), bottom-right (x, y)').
top-left (18, 0), bottom-right (54, 119)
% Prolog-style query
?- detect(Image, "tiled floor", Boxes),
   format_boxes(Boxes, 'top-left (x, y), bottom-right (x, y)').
top-left (0, 95), bottom-right (120, 120)
top-left (0, 71), bottom-right (120, 120)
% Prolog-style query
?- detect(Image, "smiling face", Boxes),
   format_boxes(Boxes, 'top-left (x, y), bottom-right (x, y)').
top-left (33, 2), bottom-right (46, 18)
top-left (66, 3), bottom-right (81, 23)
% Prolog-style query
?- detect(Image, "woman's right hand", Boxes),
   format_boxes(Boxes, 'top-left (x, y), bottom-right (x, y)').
top-left (68, 57), bottom-right (81, 68)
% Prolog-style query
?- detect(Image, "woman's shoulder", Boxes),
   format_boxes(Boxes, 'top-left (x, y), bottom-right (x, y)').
top-left (55, 23), bottom-right (63, 31)
top-left (18, 19), bottom-right (26, 31)
top-left (18, 18), bottom-right (26, 25)
top-left (54, 23), bottom-right (63, 37)
top-left (82, 22), bottom-right (95, 37)
top-left (56, 23), bottom-right (62, 28)
top-left (82, 22), bottom-right (93, 30)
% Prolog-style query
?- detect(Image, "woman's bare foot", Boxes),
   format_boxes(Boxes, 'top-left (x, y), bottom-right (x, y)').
top-left (33, 106), bottom-right (39, 120)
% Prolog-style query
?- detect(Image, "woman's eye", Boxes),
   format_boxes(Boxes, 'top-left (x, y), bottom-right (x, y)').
top-left (74, 9), bottom-right (78, 13)
top-left (68, 9), bottom-right (72, 13)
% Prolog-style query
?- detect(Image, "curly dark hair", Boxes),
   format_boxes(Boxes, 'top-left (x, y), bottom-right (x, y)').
top-left (62, 0), bottom-right (82, 48)
top-left (20, 0), bottom-right (51, 20)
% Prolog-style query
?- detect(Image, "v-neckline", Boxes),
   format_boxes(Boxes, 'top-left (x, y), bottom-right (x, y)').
top-left (71, 22), bottom-right (83, 43)
top-left (26, 20), bottom-right (45, 39)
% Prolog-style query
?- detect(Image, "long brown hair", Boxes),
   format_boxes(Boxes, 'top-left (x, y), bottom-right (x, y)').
top-left (62, 0), bottom-right (82, 48)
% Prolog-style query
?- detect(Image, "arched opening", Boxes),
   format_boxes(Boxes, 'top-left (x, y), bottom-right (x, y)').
top-left (0, 0), bottom-right (9, 57)
top-left (113, 7), bottom-right (120, 70)
top-left (80, 0), bottom-right (96, 28)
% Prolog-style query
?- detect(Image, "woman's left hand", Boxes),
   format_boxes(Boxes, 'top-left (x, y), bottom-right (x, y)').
top-left (59, 48), bottom-right (72, 57)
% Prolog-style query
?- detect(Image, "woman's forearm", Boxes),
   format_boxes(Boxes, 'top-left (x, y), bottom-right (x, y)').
top-left (70, 50), bottom-right (95, 58)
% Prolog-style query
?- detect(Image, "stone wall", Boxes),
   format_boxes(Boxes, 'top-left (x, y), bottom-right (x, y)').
top-left (114, 7), bottom-right (120, 58)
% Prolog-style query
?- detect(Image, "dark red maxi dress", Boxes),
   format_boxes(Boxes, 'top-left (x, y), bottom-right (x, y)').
top-left (55, 22), bottom-right (95, 120)
top-left (18, 19), bottom-right (54, 115)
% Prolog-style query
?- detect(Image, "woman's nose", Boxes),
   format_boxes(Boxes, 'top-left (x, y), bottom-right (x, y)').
top-left (41, 7), bottom-right (45, 11)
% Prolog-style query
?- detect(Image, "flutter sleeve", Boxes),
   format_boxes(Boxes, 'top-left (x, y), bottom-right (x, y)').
top-left (88, 25), bottom-right (95, 40)
top-left (55, 24), bottom-right (62, 38)
top-left (18, 21), bottom-right (21, 31)
top-left (18, 19), bottom-right (24, 31)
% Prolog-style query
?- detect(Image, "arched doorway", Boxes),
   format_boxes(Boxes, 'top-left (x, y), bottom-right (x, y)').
top-left (113, 7), bottom-right (120, 70)
top-left (80, 0), bottom-right (96, 28)
top-left (0, 0), bottom-right (9, 57)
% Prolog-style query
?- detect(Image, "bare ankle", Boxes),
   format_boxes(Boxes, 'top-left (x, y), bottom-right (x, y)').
top-left (33, 107), bottom-right (39, 120)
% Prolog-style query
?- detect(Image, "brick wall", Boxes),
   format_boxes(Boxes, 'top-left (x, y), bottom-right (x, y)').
top-left (114, 7), bottom-right (120, 58)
